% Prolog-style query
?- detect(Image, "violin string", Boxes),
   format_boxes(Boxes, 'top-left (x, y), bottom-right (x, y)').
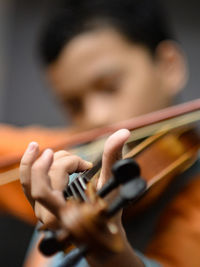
top-left (74, 179), bottom-right (89, 202)
top-left (126, 110), bottom-right (200, 144)
top-left (63, 157), bottom-right (102, 202)
top-left (78, 176), bottom-right (87, 190)
top-left (68, 184), bottom-right (80, 200)
top-left (124, 128), bottom-right (169, 159)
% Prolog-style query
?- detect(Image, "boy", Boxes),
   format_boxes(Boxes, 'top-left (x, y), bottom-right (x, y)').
top-left (20, 1), bottom-right (200, 266)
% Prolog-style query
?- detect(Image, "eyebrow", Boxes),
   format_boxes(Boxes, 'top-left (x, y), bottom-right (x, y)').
top-left (91, 67), bottom-right (123, 85)
top-left (58, 67), bottom-right (123, 97)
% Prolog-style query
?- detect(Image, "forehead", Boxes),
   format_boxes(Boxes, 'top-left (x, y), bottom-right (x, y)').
top-left (46, 29), bottom-right (150, 94)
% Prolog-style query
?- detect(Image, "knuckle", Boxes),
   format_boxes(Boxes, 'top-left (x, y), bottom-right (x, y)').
top-left (52, 154), bottom-right (79, 169)
top-left (32, 161), bottom-right (44, 172)
top-left (31, 187), bottom-right (44, 201)
top-left (54, 150), bottom-right (71, 158)
top-left (32, 193), bottom-right (43, 203)
top-left (70, 155), bottom-right (79, 162)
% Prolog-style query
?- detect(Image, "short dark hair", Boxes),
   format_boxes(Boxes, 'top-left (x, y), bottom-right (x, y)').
top-left (39, 0), bottom-right (173, 66)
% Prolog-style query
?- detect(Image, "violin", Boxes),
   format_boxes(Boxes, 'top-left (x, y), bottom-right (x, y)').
top-left (0, 99), bottom-right (200, 266)
top-left (37, 118), bottom-right (200, 261)
top-left (0, 98), bottom-right (199, 186)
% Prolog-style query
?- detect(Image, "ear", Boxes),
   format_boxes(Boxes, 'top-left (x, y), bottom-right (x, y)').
top-left (155, 40), bottom-right (188, 97)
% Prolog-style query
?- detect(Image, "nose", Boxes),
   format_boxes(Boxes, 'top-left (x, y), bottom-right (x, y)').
top-left (83, 93), bottom-right (111, 128)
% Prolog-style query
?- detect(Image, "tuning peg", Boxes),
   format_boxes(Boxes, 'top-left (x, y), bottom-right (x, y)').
top-left (38, 230), bottom-right (63, 256)
top-left (98, 158), bottom-right (140, 198)
top-left (39, 229), bottom-right (71, 256)
top-left (107, 177), bottom-right (147, 217)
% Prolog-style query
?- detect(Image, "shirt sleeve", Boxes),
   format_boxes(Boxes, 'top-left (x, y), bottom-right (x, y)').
top-left (135, 250), bottom-right (162, 267)
top-left (55, 248), bottom-right (162, 267)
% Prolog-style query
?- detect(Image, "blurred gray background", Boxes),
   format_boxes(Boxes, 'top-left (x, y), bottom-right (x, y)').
top-left (0, 0), bottom-right (199, 127)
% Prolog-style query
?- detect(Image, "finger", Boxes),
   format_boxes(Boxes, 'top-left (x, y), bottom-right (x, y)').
top-left (49, 155), bottom-right (93, 190)
top-left (98, 129), bottom-right (130, 189)
top-left (53, 150), bottom-right (71, 160)
top-left (20, 142), bottom-right (39, 205)
top-left (31, 149), bottom-right (66, 216)
top-left (34, 202), bottom-right (59, 229)
top-left (50, 150), bottom-right (72, 190)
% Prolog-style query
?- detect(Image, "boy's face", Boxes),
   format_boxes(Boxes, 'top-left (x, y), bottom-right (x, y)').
top-left (47, 29), bottom-right (174, 129)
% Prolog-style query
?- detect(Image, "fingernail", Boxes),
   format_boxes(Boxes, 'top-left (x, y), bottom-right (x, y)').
top-left (27, 142), bottom-right (38, 153)
top-left (85, 161), bottom-right (93, 168)
top-left (42, 149), bottom-right (53, 159)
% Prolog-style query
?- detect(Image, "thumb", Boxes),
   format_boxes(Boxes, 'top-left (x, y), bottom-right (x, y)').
top-left (97, 129), bottom-right (130, 189)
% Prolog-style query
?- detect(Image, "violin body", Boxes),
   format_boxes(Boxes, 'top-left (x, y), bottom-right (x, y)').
top-left (124, 127), bottom-right (200, 219)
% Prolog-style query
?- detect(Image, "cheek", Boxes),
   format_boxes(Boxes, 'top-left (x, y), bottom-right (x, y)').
top-left (115, 70), bottom-right (162, 117)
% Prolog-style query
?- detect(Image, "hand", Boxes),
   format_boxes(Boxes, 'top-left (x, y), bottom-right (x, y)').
top-left (19, 129), bottom-right (130, 229)
top-left (20, 145), bottom-right (92, 228)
